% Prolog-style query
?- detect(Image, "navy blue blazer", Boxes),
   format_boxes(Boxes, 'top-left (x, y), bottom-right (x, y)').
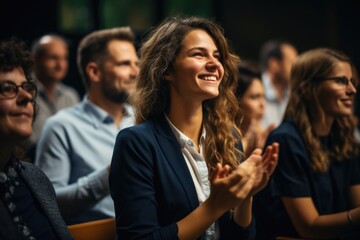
top-left (109, 114), bottom-right (255, 240)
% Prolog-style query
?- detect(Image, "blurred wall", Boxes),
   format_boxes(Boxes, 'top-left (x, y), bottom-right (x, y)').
top-left (0, 0), bottom-right (359, 98)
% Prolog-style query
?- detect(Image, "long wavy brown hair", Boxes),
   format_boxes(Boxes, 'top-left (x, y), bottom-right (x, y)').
top-left (132, 16), bottom-right (242, 172)
top-left (284, 48), bottom-right (357, 172)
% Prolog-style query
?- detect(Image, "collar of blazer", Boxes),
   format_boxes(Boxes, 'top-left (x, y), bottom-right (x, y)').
top-left (151, 113), bottom-right (200, 210)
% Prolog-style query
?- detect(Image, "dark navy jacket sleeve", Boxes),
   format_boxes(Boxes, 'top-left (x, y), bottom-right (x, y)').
top-left (110, 124), bottom-right (179, 239)
top-left (109, 115), bottom-right (255, 240)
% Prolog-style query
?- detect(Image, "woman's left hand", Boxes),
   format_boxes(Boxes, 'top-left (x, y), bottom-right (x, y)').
top-left (241, 142), bottom-right (279, 195)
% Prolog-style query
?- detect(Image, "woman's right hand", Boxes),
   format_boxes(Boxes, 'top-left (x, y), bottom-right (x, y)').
top-left (207, 153), bottom-right (260, 212)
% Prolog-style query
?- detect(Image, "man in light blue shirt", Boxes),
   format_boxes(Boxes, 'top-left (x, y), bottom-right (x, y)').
top-left (35, 27), bottom-right (139, 224)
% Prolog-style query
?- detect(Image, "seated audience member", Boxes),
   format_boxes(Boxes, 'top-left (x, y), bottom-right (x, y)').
top-left (259, 39), bottom-right (298, 129)
top-left (235, 61), bottom-right (275, 157)
top-left (0, 39), bottom-right (73, 239)
top-left (109, 16), bottom-right (279, 240)
top-left (254, 48), bottom-right (360, 239)
top-left (35, 27), bottom-right (139, 224)
top-left (351, 64), bottom-right (360, 143)
top-left (30, 34), bottom-right (79, 147)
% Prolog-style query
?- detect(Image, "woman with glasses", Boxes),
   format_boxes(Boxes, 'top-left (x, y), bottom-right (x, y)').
top-left (0, 39), bottom-right (73, 240)
top-left (254, 48), bottom-right (360, 239)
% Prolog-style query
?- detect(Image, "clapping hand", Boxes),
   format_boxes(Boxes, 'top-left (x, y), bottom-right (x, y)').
top-left (241, 142), bottom-right (279, 195)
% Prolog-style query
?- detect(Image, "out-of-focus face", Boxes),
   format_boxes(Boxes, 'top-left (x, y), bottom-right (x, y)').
top-left (278, 44), bottom-right (298, 84)
top-left (318, 61), bottom-right (357, 118)
top-left (0, 67), bottom-right (36, 143)
top-left (165, 29), bottom-right (224, 103)
top-left (35, 37), bottom-right (68, 83)
top-left (100, 40), bottom-right (139, 104)
top-left (239, 78), bottom-right (265, 121)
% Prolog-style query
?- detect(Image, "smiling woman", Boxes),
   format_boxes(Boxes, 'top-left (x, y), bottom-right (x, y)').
top-left (0, 73), bottom-right (37, 142)
top-left (0, 39), bottom-right (73, 240)
top-left (255, 48), bottom-right (360, 239)
top-left (235, 61), bottom-right (275, 157)
top-left (109, 16), bottom-right (279, 240)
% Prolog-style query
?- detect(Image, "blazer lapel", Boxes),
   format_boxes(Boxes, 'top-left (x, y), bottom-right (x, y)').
top-left (19, 165), bottom-right (58, 230)
top-left (151, 114), bottom-right (199, 210)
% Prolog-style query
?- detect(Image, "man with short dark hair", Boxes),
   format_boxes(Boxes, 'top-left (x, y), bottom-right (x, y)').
top-left (259, 39), bottom-right (298, 128)
top-left (35, 27), bottom-right (139, 224)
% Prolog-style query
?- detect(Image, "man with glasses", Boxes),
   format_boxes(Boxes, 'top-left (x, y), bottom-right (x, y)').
top-left (35, 27), bottom-right (139, 224)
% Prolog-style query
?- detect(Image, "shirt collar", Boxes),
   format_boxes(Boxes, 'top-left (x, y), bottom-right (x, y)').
top-left (165, 114), bottom-right (206, 149)
top-left (83, 96), bottom-right (114, 128)
top-left (82, 95), bottom-right (134, 129)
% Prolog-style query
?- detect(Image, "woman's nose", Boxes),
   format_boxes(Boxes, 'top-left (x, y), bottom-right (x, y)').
top-left (347, 81), bottom-right (357, 95)
top-left (17, 87), bottom-right (34, 104)
top-left (206, 59), bottom-right (221, 71)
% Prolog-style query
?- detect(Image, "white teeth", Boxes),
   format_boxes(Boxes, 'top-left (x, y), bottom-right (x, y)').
top-left (202, 76), bottom-right (217, 81)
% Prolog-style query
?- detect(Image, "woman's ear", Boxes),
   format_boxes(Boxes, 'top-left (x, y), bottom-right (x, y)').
top-left (164, 66), bottom-right (175, 81)
top-left (86, 62), bottom-right (101, 83)
top-left (298, 81), bottom-right (311, 99)
top-left (164, 71), bottom-right (173, 81)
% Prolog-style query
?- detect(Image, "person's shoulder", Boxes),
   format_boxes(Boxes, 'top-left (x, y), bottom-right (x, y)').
top-left (57, 82), bottom-right (77, 92)
top-left (271, 120), bottom-right (298, 136)
top-left (267, 120), bottom-right (303, 145)
top-left (119, 121), bottom-right (154, 138)
top-left (57, 83), bottom-right (79, 99)
top-left (43, 103), bottom-right (82, 126)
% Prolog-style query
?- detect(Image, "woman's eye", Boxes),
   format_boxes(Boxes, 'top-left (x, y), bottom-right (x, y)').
top-left (213, 55), bottom-right (221, 60)
top-left (335, 77), bottom-right (348, 85)
top-left (1, 85), bottom-right (15, 93)
top-left (192, 52), bottom-right (203, 57)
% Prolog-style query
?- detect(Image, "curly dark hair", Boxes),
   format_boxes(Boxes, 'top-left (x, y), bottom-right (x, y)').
top-left (0, 38), bottom-right (36, 162)
top-left (0, 38), bottom-right (33, 80)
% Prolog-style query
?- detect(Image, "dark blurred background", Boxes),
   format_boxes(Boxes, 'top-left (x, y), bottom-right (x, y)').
top-left (1, 0), bottom-right (359, 101)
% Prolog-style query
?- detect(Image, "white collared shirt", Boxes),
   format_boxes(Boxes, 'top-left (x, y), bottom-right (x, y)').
top-left (261, 72), bottom-right (290, 128)
top-left (165, 115), bottom-right (218, 240)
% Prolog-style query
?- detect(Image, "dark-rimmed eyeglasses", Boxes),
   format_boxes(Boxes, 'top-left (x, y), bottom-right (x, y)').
top-left (0, 81), bottom-right (37, 99)
top-left (320, 76), bottom-right (358, 88)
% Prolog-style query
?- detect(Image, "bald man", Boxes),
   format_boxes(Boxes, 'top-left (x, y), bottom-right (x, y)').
top-left (30, 35), bottom-right (79, 147)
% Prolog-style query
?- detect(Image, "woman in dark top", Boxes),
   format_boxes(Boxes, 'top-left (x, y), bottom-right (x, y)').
top-left (109, 16), bottom-right (279, 240)
top-left (235, 61), bottom-right (275, 157)
top-left (255, 48), bottom-right (360, 239)
top-left (0, 39), bottom-right (73, 240)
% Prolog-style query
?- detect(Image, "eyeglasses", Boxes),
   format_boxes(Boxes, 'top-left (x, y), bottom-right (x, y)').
top-left (0, 81), bottom-right (37, 99)
top-left (320, 76), bottom-right (358, 88)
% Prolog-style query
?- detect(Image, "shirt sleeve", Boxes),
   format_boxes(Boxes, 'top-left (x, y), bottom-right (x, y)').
top-left (267, 128), bottom-right (312, 198)
top-left (35, 116), bottom-right (109, 219)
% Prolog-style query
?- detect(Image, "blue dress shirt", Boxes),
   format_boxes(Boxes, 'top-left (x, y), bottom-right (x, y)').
top-left (35, 96), bottom-right (134, 224)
